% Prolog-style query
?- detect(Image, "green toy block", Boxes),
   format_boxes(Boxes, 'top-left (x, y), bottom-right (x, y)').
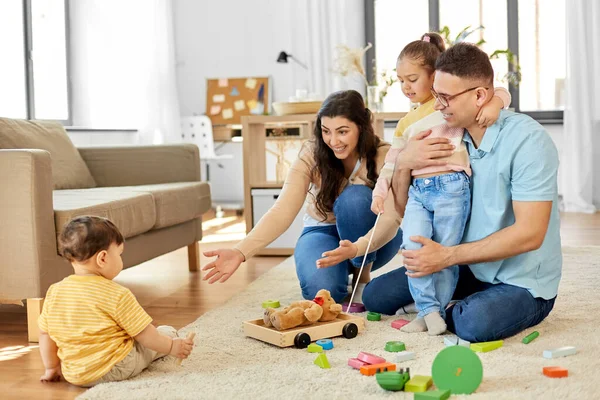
top-left (314, 353), bottom-right (330, 369)
top-left (375, 368), bottom-right (411, 391)
top-left (404, 375), bottom-right (432, 392)
top-left (470, 340), bottom-right (503, 353)
top-left (522, 331), bottom-right (539, 344)
top-left (384, 341), bottom-right (406, 352)
top-left (307, 343), bottom-right (323, 353)
top-left (367, 311), bottom-right (381, 321)
top-left (414, 389), bottom-right (451, 400)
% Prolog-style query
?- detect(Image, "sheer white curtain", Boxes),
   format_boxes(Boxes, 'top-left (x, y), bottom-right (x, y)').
top-left (562, 1), bottom-right (599, 212)
top-left (70, 0), bottom-right (181, 144)
top-left (287, 0), bottom-right (366, 99)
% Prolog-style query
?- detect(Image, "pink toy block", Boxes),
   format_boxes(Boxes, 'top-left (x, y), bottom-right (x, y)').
top-left (391, 319), bottom-right (410, 329)
top-left (357, 351), bottom-right (386, 364)
top-left (348, 357), bottom-right (369, 369)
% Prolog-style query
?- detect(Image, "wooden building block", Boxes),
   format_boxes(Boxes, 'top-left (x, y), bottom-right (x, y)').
top-left (314, 353), bottom-right (330, 369)
top-left (27, 298), bottom-right (44, 343)
top-left (470, 340), bottom-right (503, 353)
top-left (414, 389), bottom-right (452, 400)
top-left (395, 351), bottom-right (416, 362)
top-left (543, 346), bottom-right (577, 359)
top-left (359, 362), bottom-right (396, 376)
top-left (391, 319), bottom-right (410, 329)
top-left (404, 375), bottom-right (433, 392)
top-left (543, 366), bottom-right (568, 378)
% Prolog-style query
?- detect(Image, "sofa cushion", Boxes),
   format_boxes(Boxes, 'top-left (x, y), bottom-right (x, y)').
top-left (117, 182), bottom-right (211, 229)
top-left (53, 189), bottom-right (156, 240)
top-left (0, 118), bottom-right (96, 190)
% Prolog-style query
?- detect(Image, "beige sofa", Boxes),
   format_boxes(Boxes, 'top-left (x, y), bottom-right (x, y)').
top-left (0, 118), bottom-right (212, 341)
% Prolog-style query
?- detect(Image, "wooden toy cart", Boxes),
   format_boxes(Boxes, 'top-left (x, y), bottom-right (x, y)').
top-left (243, 312), bottom-right (366, 348)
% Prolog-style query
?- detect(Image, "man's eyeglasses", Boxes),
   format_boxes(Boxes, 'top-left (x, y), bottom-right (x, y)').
top-left (430, 86), bottom-right (489, 107)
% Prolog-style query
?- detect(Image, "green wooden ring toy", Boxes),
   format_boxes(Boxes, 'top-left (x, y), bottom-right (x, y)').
top-left (385, 341), bottom-right (406, 352)
top-left (367, 311), bottom-right (381, 321)
top-left (261, 300), bottom-right (280, 308)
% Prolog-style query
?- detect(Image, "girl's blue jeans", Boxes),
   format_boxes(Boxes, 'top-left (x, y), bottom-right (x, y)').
top-left (294, 184), bottom-right (403, 303)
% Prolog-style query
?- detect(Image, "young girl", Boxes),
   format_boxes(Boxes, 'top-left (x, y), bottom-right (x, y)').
top-left (371, 33), bottom-right (511, 335)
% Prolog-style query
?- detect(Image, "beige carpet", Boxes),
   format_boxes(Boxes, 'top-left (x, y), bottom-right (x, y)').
top-left (79, 247), bottom-right (599, 400)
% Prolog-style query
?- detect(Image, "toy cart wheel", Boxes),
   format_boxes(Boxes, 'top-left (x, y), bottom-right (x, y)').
top-left (294, 332), bottom-right (311, 348)
top-left (343, 323), bottom-right (358, 339)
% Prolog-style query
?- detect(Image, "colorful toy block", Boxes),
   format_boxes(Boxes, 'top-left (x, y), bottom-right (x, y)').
top-left (414, 389), bottom-right (451, 400)
top-left (443, 335), bottom-right (470, 348)
top-left (391, 319), bottom-right (410, 329)
top-left (522, 331), bottom-right (539, 344)
top-left (357, 351), bottom-right (386, 364)
top-left (307, 343), bottom-right (323, 353)
top-left (404, 375), bottom-right (432, 392)
top-left (375, 368), bottom-right (411, 391)
top-left (470, 340), bottom-right (503, 352)
top-left (261, 300), bottom-right (280, 308)
top-left (316, 339), bottom-right (333, 350)
top-left (543, 346), bottom-right (577, 359)
top-left (360, 362), bottom-right (396, 376)
top-left (348, 357), bottom-right (369, 369)
top-left (384, 341), bottom-right (406, 352)
top-left (395, 351), bottom-right (416, 362)
top-left (314, 353), bottom-right (330, 369)
top-left (343, 302), bottom-right (366, 313)
top-left (543, 366), bottom-right (568, 378)
top-left (367, 311), bottom-right (381, 321)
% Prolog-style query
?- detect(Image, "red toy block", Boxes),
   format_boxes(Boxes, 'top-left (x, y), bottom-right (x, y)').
top-left (391, 319), bottom-right (410, 329)
top-left (543, 366), bottom-right (568, 378)
top-left (357, 351), bottom-right (386, 364)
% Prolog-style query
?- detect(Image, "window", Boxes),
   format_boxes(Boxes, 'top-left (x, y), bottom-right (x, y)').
top-left (0, 0), bottom-right (70, 123)
top-left (369, 0), bottom-right (566, 122)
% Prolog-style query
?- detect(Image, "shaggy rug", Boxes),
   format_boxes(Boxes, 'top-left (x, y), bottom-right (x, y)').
top-left (79, 247), bottom-right (599, 400)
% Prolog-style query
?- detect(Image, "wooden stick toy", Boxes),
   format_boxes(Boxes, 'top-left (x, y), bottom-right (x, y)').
top-left (346, 212), bottom-right (381, 313)
top-left (176, 332), bottom-right (196, 366)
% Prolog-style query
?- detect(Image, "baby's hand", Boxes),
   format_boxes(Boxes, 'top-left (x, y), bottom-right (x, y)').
top-left (40, 366), bottom-right (61, 383)
top-left (371, 196), bottom-right (385, 215)
top-left (170, 337), bottom-right (194, 359)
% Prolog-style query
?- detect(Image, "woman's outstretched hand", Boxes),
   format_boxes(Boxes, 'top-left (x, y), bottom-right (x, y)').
top-left (202, 249), bottom-right (245, 283)
top-left (316, 240), bottom-right (358, 268)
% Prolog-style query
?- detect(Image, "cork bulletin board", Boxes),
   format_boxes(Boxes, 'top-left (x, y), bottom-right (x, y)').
top-left (206, 76), bottom-right (272, 125)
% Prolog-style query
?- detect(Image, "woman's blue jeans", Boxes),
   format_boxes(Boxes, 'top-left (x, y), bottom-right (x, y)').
top-left (294, 184), bottom-right (403, 303)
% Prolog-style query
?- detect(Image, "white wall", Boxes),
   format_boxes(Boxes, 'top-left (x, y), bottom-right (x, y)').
top-left (173, 0), bottom-right (295, 116)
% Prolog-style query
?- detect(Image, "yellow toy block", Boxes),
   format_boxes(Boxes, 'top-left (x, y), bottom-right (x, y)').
top-left (470, 340), bottom-right (503, 353)
top-left (404, 375), bottom-right (433, 392)
top-left (314, 353), bottom-right (331, 369)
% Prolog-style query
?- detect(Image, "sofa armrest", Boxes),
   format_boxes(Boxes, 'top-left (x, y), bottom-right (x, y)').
top-left (78, 144), bottom-right (201, 187)
top-left (0, 150), bottom-right (64, 299)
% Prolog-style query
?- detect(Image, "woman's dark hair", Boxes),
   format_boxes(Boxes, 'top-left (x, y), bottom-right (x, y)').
top-left (435, 42), bottom-right (494, 85)
top-left (312, 90), bottom-right (380, 221)
top-left (58, 216), bottom-right (124, 262)
top-left (398, 32), bottom-right (446, 73)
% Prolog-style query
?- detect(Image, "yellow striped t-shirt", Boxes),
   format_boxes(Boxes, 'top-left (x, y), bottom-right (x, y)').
top-left (38, 275), bottom-right (152, 385)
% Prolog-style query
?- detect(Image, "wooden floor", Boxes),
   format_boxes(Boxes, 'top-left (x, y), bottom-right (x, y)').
top-left (1, 210), bottom-right (599, 399)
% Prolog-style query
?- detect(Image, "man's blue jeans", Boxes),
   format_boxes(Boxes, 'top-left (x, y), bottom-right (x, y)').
top-left (294, 185), bottom-right (403, 303)
top-left (402, 172), bottom-right (471, 319)
top-left (362, 265), bottom-right (556, 342)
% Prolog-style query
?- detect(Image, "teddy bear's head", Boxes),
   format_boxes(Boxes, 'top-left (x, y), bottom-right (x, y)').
top-left (313, 289), bottom-right (342, 321)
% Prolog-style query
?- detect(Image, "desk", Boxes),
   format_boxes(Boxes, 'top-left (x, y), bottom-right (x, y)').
top-left (242, 112), bottom-right (405, 256)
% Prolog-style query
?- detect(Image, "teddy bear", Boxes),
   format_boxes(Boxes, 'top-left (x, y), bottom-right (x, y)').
top-left (263, 289), bottom-right (343, 331)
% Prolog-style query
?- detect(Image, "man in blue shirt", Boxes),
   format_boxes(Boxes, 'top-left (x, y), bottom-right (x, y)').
top-left (362, 43), bottom-right (561, 342)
